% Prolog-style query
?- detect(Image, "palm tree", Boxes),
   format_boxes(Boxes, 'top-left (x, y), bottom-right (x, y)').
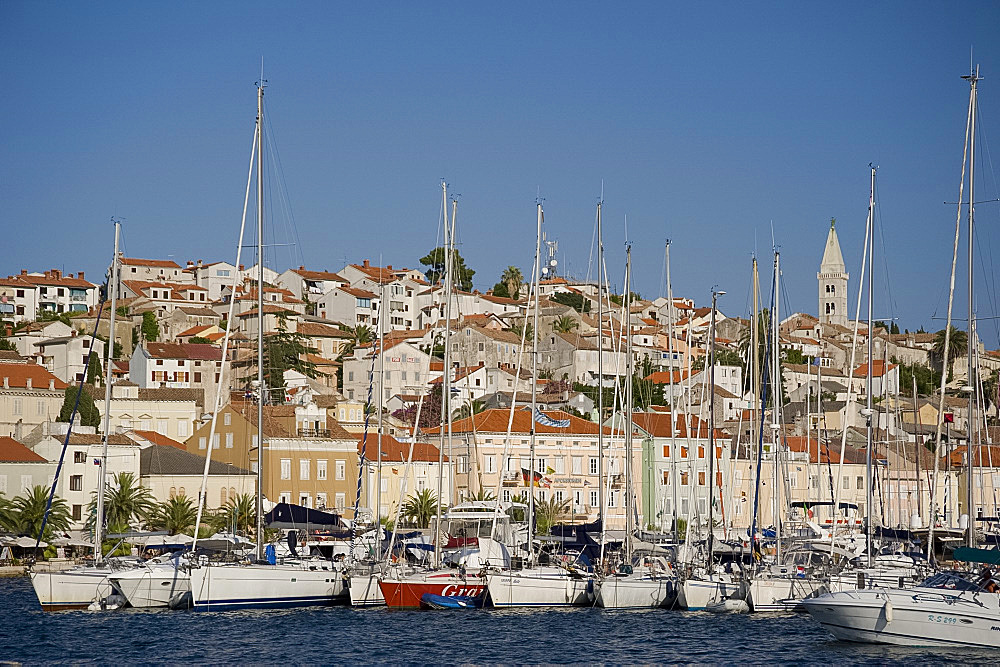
top-left (471, 488), bottom-right (496, 502)
top-left (510, 322), bottom-right (533, 342)
top-left (88, 472), bottom-right (155, 534)
top-left (533, 496), bottom-right (570, 535)
top-left (219, 493), bottom-right (257, 535)
top-left (500, 266), bottom-right (524, 300)
top-left (149, 495), bottom-right (198, 535)
top-left (0, 493), bottom-right (13, 533)
top-left (933, 326), bottom-right (968, 381)
top-left (10, 486), bottom-right (71, 540)
top-left (552, 315), bottom-right (578, 334)
top-left (401, 488), bottom-right (440, 528)
top-left (452, 399), bottom-right (486, 420)
top-left (353, 324), bottom-right (373, 346)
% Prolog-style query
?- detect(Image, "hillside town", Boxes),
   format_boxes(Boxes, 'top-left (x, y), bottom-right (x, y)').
top-left (2, 220), bottom-right (997, 546)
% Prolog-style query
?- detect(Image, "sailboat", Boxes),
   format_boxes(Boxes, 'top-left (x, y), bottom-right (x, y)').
top-left (29, 221), bottom-right (129, 611)
top-left (187, 79), bottom-right (345, 611)
top-left (805, 66), bottom-right (995, 645)
top-left (596, 244), bottom-right (679, 609)
top-left (486, 199), bottom-right (596, 609)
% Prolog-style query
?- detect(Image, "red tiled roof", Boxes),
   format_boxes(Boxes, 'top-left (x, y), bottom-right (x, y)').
top-left (852, 360), bottom-right (897, 378)
top-left (144, 342), bottom-right (223, 361)
top-left (133, 430), bottom-right (187, 450)
top-left (18, 271), bottom-right (94, 288)
top-left (357, 434), bottom-right (446, 463)
top-left (0, 436), bottom-right (47, 462)
top-left (424, 408), bottom-right (612, 436)
top-left (644, 370), bottom-right (691, 384)
top-left (291, 268), bottom-right (347, 283)
top-left (631, 412), bottom-right (723, 439)
top-left (297, 322), bottom-right (352, 338)
top-left (0, 362), bottom-right (68, 390)
top-left (122, 258), bottom-right (182, 268)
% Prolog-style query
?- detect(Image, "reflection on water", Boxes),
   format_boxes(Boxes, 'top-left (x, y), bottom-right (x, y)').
top-left (0, 576), bottom-right (988, 664)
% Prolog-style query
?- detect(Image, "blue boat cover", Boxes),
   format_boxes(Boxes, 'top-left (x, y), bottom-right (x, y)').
top-left (264, 502), bottom-right (342, 529)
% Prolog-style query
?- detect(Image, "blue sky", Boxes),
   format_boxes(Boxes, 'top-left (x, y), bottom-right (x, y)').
top-left (2, 2), bottom-right (999, 342)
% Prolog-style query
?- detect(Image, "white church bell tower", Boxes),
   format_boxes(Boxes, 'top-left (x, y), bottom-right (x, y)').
top-left (818, 217), bottom-right (848, 327)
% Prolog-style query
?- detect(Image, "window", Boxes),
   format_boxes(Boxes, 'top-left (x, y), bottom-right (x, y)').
top-left (72, 505), bottom-right (82, 521)
top-left (843, 476), bottom-right (850, 490)
top-left (317, 492), bottom-right (327, 509)
top-left (317, 460), bottom-right (327, 480)
top-left (698, 445), bottom-right (705, 459)
top-left (536, 458), bottom-right (546, 474)
top-left (348, 371), bottom-right (354, 382)
top-left (698, 471), bottom-right (706, 486)
top-left (555, 490), bottom-right (564, 503)
top-left (280, 459), bottom-right (291, 480)
top-left (335, 493), bottom-right (346, 510)
top-left (199, 437), bottom-right (207, 450)
top-left (74, 451), bottom-right (86, 464)
top-left (662, 470), bottom-right (670, 485)
top-left (790, 475), bottom-right (797, 489)
top-left (279, 493), bottom-right (291, 504)
top-left (300, 494), bottom-right (311, 508)
top-left (589, 458), bottom-right (598, 475)
top-left (381, 478), bottom-right (388, 494)
top-left (608, 490), bottom-right (616, 507)
top-left (36, 400), bottom-right (45, 416)
top-left (300, 460), bottom-right (310, 480)
top-left (681, 446), bottom-right (688, 458)
top-left (590, 490), bottom-right (599, 507)
top-left (220, 487), bottom-right (228, 505)
top-left (681, 471), bottom-right (689, 486)
top-left (663, 445), bottom-right (670, 458)
top-left (69, 475), bottom-right (83, 491)
top-left (194, 372), bottom-right (202, 382)
top-left (335, 460), bottom-right (346, 480)
top-left (225, 433), bottom-right (233, 449)
top-left (12, 399), bottom-right (21, 416)
top-left (485, 455), bottom-right (495, 473)
top-left (857, 476), bottom-right (864, 490)
top-left (157, 420), bottom-right (167, 434)
top-left (212, 433), bottom-right (220, 449)
top-left (572, 456), bottom-right (582, 474)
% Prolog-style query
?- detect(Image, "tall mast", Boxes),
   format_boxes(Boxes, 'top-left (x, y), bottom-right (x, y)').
top-left (750, 257), bottom-right (759, 534)
top-left (376, 279), bottom-right (385, 524)
top-left (255, 80), bottom-right (265, 561)
top-left (528, 201), bottom-right (543, 563)
top-left (708, 287), bottom-right (723, 569)
top-left (597, 201), bottom-right (605, 529)
top-left (771, 251), bottom-right (782, 562)
top-left (865, 165), bottom-right (876, 568)
top-left (964, 65), bottom-right (980, 549)
top-left (434, 181), bottom-right (451, 567)
top-left (446, 198), bottom-right (457, 510)
top-left (665, 241), bottom-right (678, 543)
top-left (624, 244), bottom-right (634, 560)
top-left (94, 220), bottom-right (120, 565)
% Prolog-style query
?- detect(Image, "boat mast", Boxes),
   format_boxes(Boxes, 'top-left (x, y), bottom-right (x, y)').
top-left (434, 181), bottom-right (452, 567)
top-left (377, 279), bottom-right (385, 524)
top-left (597, 200), bottom-right (605, 531)
top-left (707, 287), bottom-right (723, 569)
top-left (771, 251), bottom-right (782, 562)
top-left (665, 241), bottom-right (678, 543)
top-left (964, 65), bottom-right (980, 549)
top-left (865, 165), bottom-right (876, 569)
top-left (255, 80), bottom-right (265, 562)
top-left (624, 244), bottom-right (634, 561)
top-left (94, 220), bottom-right (120, 565)
top-left (528, 200), bottom-right (543, 564)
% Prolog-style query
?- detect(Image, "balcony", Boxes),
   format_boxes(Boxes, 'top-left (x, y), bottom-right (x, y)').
top-left (298, 428), bottom-right (330, 438)
top-left (70, 295), bottom-right (88, 302)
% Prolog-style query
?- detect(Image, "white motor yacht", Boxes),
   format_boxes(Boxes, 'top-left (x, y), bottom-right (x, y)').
top-left (803, 571), bottom-right (1000, 647)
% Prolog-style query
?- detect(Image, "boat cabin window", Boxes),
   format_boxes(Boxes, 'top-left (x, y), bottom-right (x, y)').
top-left (919, 572), bottom-right (980, 591)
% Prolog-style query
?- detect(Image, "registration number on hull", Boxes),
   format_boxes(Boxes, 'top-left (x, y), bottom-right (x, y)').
top-left (928, 615), bottom-right (957, 624)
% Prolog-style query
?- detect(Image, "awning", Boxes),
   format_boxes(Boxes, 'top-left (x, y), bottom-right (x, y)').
top-left (264, 502), bottom-right (342, 529)
top-left (953, 547), bottom-right (1000, 566)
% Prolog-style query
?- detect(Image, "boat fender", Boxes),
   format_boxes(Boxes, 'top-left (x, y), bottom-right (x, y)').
top-left (883, 598), bottom-right (893, 623)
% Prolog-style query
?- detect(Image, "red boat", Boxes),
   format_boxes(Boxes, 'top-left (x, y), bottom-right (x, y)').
top-left (379, 571), bottom-right (488, 609)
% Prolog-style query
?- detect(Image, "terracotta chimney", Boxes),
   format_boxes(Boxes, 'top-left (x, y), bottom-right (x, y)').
top-left (386, 264), bottom-right (392, 271)
top-left (2, 377), bottom-right (8, 389)
top-left (25, 377), bottom-right (31, 389)
top-left (78, 271), bottom-right (85, 280)
top-left (187, 261), bottom-right (195, 267)
top-left (363, 260), bottom-right (370, 268)
top-left (20, 269), bottom-right (27, 276)
top-left (299, 265), bottom-right (305, 271)
top-left (49, 379), bottom-right (55, 390)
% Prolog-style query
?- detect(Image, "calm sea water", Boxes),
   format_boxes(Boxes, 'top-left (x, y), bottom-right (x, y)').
top-left (0, 576), bottom-right (991, 664)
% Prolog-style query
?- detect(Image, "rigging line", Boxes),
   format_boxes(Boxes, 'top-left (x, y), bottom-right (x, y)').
top-left (263, 110), bottom-right (304, 272)
top-left (873, 177), bottom-right (899, 326)
top-left (974, 223), bottom-right (1000, 349)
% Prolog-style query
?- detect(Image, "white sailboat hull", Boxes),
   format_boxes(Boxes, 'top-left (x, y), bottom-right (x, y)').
top-left (30, 566), bottom-right (118, 611)
top-left (189, 561), bottom-right (345, 611)
top-left (109, 564), bottom-right (190, 609)
top-left (804, 587), bottom-right (1000, 647)
top-left (745, 576), bottom-right (827, 612)
top-left (487, 567), bottom-right (592, 607)
top-left (679, 576), bottom-right (738, 611)
top-left (348, 572), bottom-right (385, 607)
top-left (595, 574), bottom-right (679, 608)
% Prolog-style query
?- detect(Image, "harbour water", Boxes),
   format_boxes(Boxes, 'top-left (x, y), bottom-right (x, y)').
top-left (0, 578), bottom-right (990, 664)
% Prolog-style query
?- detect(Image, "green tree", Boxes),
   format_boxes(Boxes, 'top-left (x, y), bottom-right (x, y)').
top-left (57, 386), bottom-right (101, 428)
top-left (715, 348), bottom-right (745, 369)
top-left (470, 488), bottom-right (496, 502)
top-left (452, 399), bottom-right (486, 420)
top-left (894, 358), bottom-right (941, 396)
top-left (783, 348), bottom-right (808, 365)
top-left (551, 292), bottom-right (590, 313)
top-left (149, 495), bottom-right (198, 535)
top-left (352, 325), bottom-right (373, 345)
top-left (552, 315), bottom-right (578, 334)
top-left (9, 486), bottom-right (71, 540)
top-left (419, 247), bottom-right (476, 291)
top-left (933, 326), bottom-right (968, 381)
top-left (85, 350), bottom-right (103, 385)
top-left (491, 282), bottom-right (511, 298)
top-left (0, 334), bottom-right (15, 351)
top-left (401, 488), bottom-right (440, 528)
top-left (510, 322), bottom-right (533, 342)
top-left (188, 336), bottom-right (212, 345)
top-left (87, 472), bottom-right (155, 535)
top-left (219, 493), bottom-right (256, 535)
top-left (500, 266), bottom-right (524, 300)
top-left (262, 315), bottom-right (324, 394)
top-left (141, 311), bottom-right (160, 342)
top-left (534, 496), bottom-right (571, 535)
